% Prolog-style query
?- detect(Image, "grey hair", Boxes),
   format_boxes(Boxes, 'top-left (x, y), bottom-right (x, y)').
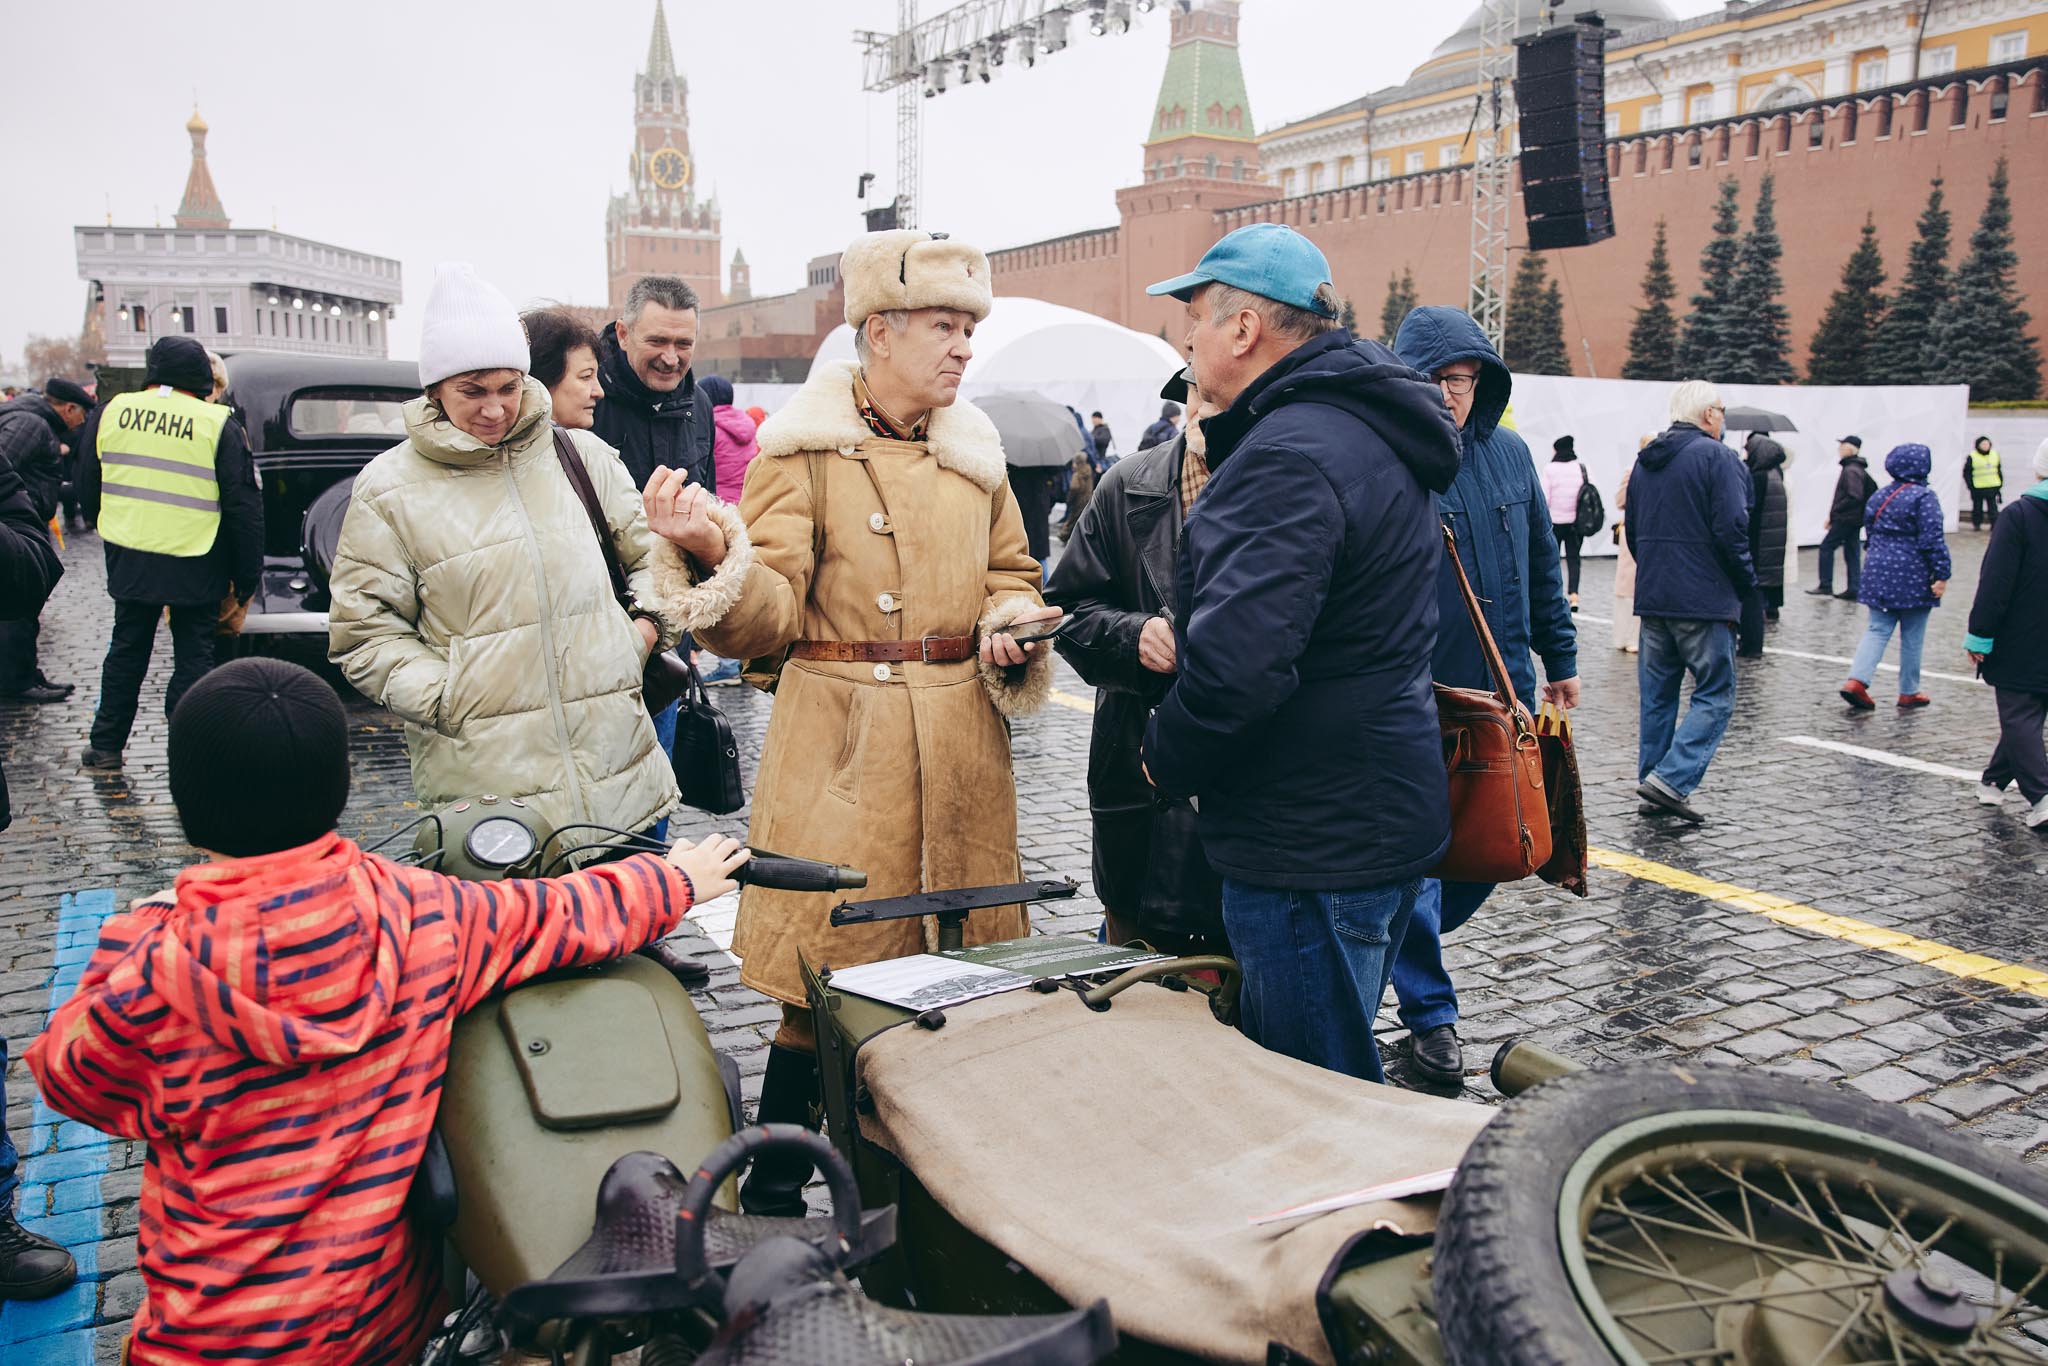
top-left (852, 309), bottom-right (913, 364)
top-left (622, 275), bottom-right (699, 326)
top-left (1206, 282), bottom-right (1342, 344)
top-left (1668, 378), bottom-right (1725, 427)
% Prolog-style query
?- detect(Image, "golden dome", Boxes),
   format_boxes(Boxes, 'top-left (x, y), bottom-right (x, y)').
top-left (187, 106), bottom-right (209, 134)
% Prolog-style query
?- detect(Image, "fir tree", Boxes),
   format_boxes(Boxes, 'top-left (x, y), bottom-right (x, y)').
top-left (1929, 157), bottom-right (2042, 401)
top-left (1726, 174), bottom-right (1796, 383)
top-left (1378, 267), bottom-right (1419, 344)
top-left (1622, 219), bottom-right (1680, 381)
top-left (1338, 297), bottom-right (1358, 335)
top-left (1805, 217), bottom-right (1888, 386)
top-left (1678, 178), bottom-right (1743, 379)
top-left (1504, 252), bottom-right (1571, 375)
top-left (1866, 176), bottom-right (1952, 384)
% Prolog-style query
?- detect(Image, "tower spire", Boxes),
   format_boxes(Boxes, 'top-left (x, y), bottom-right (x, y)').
top-left (645, 0), bottom-right (676, 81)
top-left (174, 106), bottom-right (230, 229)
top-left (1143, 0), bottom-right (1258, 183)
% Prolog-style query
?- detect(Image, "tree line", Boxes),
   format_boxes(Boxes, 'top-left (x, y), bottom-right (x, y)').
top-left (1369, 157), bottom-right (2039, 400)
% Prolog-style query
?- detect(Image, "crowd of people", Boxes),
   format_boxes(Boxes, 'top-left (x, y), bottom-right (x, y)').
top-left (1, 218), bottom-right (2045, 1358)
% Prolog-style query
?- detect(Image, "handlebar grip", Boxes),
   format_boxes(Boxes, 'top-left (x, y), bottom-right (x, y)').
top-left (736, 853), bottom-right (868, 892)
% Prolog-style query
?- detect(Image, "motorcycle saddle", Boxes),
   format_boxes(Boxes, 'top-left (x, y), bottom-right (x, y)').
top-left (499, 1150), bottom-right (897, 1325)
top-left (696, 1237), bottom-right (1115, 1366)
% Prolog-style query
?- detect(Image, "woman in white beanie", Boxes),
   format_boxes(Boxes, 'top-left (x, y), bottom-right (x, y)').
top-left (327, 263), bottom-right (683, 848)
top-left (1964, 436), bottom-right (2048, 828)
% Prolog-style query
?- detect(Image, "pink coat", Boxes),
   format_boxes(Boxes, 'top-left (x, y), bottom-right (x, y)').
top-left (711, 404), bottom-right (761, 503)
top-left (1539, 458), bottom-right (1584, 526)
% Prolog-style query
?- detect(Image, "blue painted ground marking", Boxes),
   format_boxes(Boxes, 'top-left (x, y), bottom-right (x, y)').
top-left (1, 888), bottom-right (120, 1359)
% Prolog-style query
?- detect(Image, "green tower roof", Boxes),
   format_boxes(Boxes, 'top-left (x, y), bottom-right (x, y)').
top-left (1146, 9), bottom-right (1255, 147)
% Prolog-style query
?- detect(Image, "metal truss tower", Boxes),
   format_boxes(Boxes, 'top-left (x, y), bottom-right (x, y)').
top-left (1467, 0), bottom-right (1516, 349)
top-left (895, 0), bottom-right (922, 227)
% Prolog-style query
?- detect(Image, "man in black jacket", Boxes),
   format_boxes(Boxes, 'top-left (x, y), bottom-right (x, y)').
top-left (1047, 368), bottom-right (1225, 956)
top-left (1141, 225), bottom-right (1461, 1082)
top-left (0, 379), bottom-right (90, 702)
top-left (593, 276), bottom-right (717, 495)
top-left (1809, 435), bottom-right (1874, 599)
top-left (1966, 438), bottom-right (2048, 828)
top-left (76, 337), bottom-right (264, 769)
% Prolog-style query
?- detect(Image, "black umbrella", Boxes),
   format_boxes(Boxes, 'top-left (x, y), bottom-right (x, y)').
top-left (1722, 405), bottom-right (1797, 433)
top-left (977, 391), bottom-right (1088, 468)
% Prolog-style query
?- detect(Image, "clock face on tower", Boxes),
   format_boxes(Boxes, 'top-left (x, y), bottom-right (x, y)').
top-left (650, 147), bottom-right (692, 190)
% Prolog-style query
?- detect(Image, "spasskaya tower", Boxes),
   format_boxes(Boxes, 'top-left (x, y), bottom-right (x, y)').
top-left (606, 0), bottom-right (723, 312)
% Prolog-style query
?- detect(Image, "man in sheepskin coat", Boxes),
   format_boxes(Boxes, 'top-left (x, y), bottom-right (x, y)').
top-left (645, 230), bottom-right (1060, 1216)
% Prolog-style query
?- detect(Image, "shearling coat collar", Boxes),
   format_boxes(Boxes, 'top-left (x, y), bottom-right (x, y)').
top-left (756, 360), bottom-right (1006, 494)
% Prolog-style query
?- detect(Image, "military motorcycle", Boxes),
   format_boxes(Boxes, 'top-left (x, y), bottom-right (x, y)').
top-left (383, 801), bottom-right (1113, 1366)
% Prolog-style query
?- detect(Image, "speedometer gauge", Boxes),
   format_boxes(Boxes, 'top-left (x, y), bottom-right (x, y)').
top-left (465, 816), bottom-right (537, 870)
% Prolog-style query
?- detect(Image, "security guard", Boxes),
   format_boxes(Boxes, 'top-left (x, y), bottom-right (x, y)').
top-left (1966, 435), bottom-right (2004, 531)
top-left (77, 336), bottom-right (263, 770)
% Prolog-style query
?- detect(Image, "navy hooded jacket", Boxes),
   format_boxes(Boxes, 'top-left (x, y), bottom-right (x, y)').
top-left (1393, 306), bottom-right (1576, 703)
top-left (1143, 330), bottom-right (1462, 890)
top-left (1625, 422), bottom-right (1756, 621)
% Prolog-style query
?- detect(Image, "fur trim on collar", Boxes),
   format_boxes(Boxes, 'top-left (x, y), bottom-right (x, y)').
top-left (756, 361), bottom-right (1006, 494)
top-left (976, 593), bottom-right (1054, 718)
top-left (648, 501), bottom-right (756, 634)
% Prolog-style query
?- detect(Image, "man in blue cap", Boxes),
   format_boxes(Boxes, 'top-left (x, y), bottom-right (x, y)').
top-left (1140, 223), bottom-right (1463, 1082)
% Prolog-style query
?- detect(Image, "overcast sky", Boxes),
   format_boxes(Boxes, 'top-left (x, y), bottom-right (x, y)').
top-left (0, 0), bottom-right (1724, 367)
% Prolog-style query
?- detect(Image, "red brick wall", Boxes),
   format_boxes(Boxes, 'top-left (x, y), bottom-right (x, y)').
top-left (991, 68), bottom-right (2048, 382)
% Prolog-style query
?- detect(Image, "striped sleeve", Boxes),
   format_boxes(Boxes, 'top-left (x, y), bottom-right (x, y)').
top-left (25, 906), bottom-right (180, 1140)
top-left (441, 853), bottom-right (695, 1013)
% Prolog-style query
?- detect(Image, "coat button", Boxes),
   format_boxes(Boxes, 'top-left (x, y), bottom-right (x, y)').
top-left (869, 512), bottom-right (888, 533)
top-left (873, 663), bottom-right (892, 682)
top-left (877, 592), bottom-right (897, 612)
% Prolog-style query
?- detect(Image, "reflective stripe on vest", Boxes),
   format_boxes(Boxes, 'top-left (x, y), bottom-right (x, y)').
top-left (97, 387), bottom-right (230, 557)
top-left (1969, 447), bottom-right (2002, 489)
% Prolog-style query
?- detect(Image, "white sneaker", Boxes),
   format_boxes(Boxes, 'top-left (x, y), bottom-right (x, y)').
top-left (2028, 795), bottom-right (2048, 829)
top-left (1978, 782), bottom-right (2007, 806)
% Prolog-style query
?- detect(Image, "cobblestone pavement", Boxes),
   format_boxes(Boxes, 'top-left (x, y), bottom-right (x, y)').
top-left (2, 526), bottom-right (2044, 1359)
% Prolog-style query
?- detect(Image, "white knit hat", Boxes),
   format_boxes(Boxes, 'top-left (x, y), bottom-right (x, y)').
top-left (2034, 436), bottom-right (2048, 481)
top-left (418, 263), bottom-right (530, 389)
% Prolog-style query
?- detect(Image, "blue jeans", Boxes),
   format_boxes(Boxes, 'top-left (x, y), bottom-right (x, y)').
top-left (1219, 878), bottom-right (1420, 1082)
top-left (649, 699), bottom-right (679, 845)
top-left (1638, 617), bottom-right (1738, 799)
top-left (1817, 525), bottom-right (1861, 593)
top-left (1392, 879), bottom-right (1495, 1033)
top-left (1851, 607), bottom-right (1929, 697)
top-left (1, 1035), bottom-right (17, 1213)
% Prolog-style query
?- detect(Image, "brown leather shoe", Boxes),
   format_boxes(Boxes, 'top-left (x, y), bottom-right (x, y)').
top-left (1839, 679), bottom-right (1876, 711)
top-left (1898, 693), bottom-right (1932, 709)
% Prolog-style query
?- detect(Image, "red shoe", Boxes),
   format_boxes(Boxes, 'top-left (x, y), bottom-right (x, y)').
top-left (1898, 693), bottom-right (1932, 709)
top-left (1839, 680), bottom-right (1876, 710)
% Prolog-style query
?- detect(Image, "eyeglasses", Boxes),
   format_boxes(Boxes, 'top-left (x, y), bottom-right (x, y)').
top-left (1436, 373), bottom-right (1477, 395)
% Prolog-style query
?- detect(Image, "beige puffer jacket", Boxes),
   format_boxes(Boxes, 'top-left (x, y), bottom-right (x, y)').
top-left (328, 377), bottom-right (681, 841)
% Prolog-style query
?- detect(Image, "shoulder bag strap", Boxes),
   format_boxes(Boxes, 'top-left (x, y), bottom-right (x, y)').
top-left (552, 427), bottom-right (632, 606)
top-left (1442, 523), bottom-right (1526, 714)
top-left (1868, 483), bottom-right (1909, 529)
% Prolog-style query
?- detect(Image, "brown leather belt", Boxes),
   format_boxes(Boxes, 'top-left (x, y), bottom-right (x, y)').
top-left (791, 635), bottom-right (976, 664)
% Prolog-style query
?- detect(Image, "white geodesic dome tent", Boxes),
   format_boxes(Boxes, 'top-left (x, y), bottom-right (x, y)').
top-left (808, 297), bottom-right (1185, 460)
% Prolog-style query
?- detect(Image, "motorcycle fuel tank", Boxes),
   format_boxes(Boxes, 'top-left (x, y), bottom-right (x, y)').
top-left (436, 953), bottom-right (739, 1298)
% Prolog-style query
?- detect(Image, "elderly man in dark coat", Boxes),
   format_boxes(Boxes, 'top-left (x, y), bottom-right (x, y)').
top-left (0, 378), bottom-right (90, 701)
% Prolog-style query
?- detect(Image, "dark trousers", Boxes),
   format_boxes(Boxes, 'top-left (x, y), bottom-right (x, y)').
top-left (1985, 688), bottom-right (2048, 806)
top-left (89, 600), bottom-right (217, 753)
top-left (1971, 487), bottom-right (2002, 530)
top-left (0, 616), bottom-right (42, 693)
top-left (1554, 525), bottom-right (1583, 595)
top-left (1737, 586), bottom-right (1767, 656)
top-left (1816, 524), bottom-right (1861, 593)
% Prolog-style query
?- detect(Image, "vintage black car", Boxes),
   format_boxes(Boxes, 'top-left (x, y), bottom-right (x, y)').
top-left (217, 353), bottom-right (419, 653)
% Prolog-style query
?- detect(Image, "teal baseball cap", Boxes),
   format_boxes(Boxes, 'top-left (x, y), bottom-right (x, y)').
top-left (1145, 223), bottom-right (1337, 318)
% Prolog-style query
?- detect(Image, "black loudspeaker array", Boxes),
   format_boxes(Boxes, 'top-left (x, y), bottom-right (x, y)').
top-left (1513, 14), bottom-right (1616, 250)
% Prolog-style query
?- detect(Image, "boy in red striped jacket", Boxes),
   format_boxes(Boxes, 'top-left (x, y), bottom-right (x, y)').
top-left (28, 658), bottom-right (746, 1365)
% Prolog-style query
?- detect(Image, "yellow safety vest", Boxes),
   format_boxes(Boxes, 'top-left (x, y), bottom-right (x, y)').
top-left (1968, 446), bottom-right (2002, 490)
top-left (97, 386), bottom-right (230, 557)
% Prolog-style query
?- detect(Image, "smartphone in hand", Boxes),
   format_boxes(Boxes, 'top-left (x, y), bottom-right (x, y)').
top-left (1003, 618), bottom-right (1071, 647)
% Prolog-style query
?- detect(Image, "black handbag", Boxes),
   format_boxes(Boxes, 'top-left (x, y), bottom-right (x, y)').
top-left (673, 656), bottom-right (745, 814)
top-left (551, 429), bottom-right (691, 715)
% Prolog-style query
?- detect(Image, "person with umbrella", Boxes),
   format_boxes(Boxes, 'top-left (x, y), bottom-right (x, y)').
top-left (979, 390), bottom-right (1089, 568)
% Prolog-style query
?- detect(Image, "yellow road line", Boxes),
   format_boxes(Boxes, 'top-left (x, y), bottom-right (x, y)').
top-left (1041, 684), bottom-right (2048, 999)
top-left (1588, 848), bottom-right (2048, 1000)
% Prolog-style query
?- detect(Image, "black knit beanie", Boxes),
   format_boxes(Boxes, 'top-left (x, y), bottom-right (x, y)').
top-left (143, 336), bottom-right (214, 397)
top-left (169, 659), bottom-right (351, 858)
top-left (1552, 435), bottom-right (1576, 460)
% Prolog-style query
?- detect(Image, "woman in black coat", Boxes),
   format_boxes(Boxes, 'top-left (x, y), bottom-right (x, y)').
top-left (1965, 440), bottom-right (2048, 828)
top-left (1745, 433), bottom-right (1789, 611)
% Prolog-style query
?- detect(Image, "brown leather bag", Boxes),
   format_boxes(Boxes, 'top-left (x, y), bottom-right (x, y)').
top-left (1430, 525), bottom-right (1553, 883)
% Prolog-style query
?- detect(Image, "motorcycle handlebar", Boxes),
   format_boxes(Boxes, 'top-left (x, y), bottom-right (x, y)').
top-left (734, 852), bottom-right (868, 892)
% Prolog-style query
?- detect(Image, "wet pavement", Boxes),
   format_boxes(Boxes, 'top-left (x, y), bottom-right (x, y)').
top-left (2, 525), bottom-right (2044, 1358)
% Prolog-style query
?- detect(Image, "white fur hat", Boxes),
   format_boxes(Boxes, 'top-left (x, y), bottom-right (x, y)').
top-left (418, 263), bottom-right (530, 389)
top-left (841, 231), bottom-right (992, 328)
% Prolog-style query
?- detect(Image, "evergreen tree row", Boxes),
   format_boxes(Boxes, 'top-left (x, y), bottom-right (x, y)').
top-left (1621, 160), bottom-right (2039, 399)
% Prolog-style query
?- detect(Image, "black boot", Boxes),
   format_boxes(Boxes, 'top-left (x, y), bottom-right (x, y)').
top-left (738, 1043), bottom-right (820, 1218)
top-left (0, 1209), bottom-right (77, 1301)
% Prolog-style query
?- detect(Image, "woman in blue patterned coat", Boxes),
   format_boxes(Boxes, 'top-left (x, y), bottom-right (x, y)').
top-left (1840, 443), bottom-right (1951, 711)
